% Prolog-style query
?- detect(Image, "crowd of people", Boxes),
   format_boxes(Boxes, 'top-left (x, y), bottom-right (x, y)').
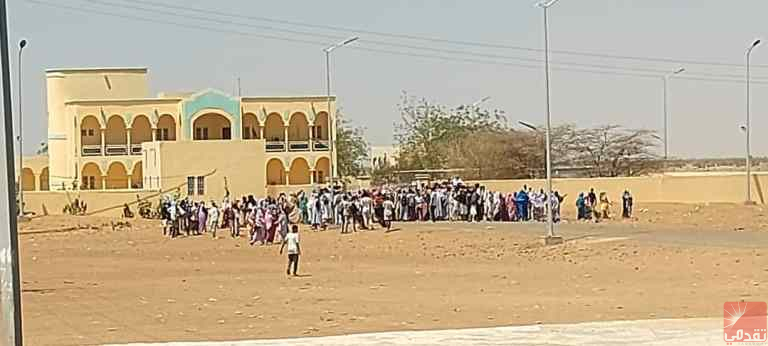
top-left (149, 178), bottom-right (635, 275)
top-left (158, 194), bottom-right (293, 245)
top-left (155, 178), bottom-right (636, 242)
top-left (293, 179), bottom-right (634, 227)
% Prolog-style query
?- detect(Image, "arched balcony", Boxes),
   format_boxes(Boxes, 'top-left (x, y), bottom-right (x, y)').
top-left (314, 157), bottom-right (330, 184)
top-left (242, 112), bottom-right (261, 140)
top-left (105, 162), bottom-right (129, 189)
top-left (156, 114), bottom-right (176, 141)
top-left (130, 115), bottom-right (152, 155)
top-left (193, 113), bottom-right (232, 140)
top-left (288, 112), bottom-right (310, 151)
top-left (105, 115), bottom-right (128, 156)
top-left (80, 116), bottom-right (102, 156)
top-left (266, 158), bottom-right (286, 185)
top-left (81, 163), bottom-right (103, 190)
top-left (289, 157), bottom-right (310, 185)
top-left (313, 111), bottom-right (330, 151)
top-left (264, 113), bottom-right (286, 152)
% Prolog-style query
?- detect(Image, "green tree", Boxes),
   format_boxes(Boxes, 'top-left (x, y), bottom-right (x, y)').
top-left (335, 110), bottom-right (369, 178)
top-left (394, 91), bottom-right (507, 171)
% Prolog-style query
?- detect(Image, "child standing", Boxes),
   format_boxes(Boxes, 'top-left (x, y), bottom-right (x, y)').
top-left (280, 225), bottom-right (301, 276)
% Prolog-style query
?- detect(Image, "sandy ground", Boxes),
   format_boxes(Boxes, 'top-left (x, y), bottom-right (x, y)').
top-left (18, 202), bottom-right (768, 345)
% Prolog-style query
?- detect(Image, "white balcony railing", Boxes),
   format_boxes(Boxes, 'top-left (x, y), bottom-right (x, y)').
top-left (313, 140), bottom-right (329, 151)
top-left (81, 145), bottom-right (102, 156)
top-left (266, 141), bottom-right (286, 152)
top-left (288, 140), bottom-right (310, 152)
top-left (130, 144), bottom-right (143, 155)
top-left (105, 144), bottom-right (128, 156)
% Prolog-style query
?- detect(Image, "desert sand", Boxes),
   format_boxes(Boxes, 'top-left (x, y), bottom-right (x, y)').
top-left (18, 202), bottom-right (768, 345)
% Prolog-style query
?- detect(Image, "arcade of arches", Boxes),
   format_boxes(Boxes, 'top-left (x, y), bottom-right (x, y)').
top-left (266, 156), bottom-right (331, 186)
top-left (79, 113), bottom-right (178, 155)
top-left (20, 167), bottom-right (51, 192)
top-left (76, 161), bottom-right (143, 191)
top-left (22, 153), bottom-right (329, 191)
top-left (78, 110), bottom-right (329, 153)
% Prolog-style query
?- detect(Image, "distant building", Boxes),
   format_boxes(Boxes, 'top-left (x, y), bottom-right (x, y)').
top-left (21, 67), bottom-right (337, 199)
top-left (369, 145), bottom-right (398, 169)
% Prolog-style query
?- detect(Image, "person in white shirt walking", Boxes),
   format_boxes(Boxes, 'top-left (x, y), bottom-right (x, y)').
top-left (280, 225), bottom-right (301, 276)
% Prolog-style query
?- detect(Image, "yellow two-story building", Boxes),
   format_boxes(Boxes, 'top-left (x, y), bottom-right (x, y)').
top-left (26, 66), bottom-right (336, 201)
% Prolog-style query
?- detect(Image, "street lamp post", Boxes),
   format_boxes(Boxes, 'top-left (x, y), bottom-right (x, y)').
top-left (662, 67), bottom-right (684, 165)
top-left (324, 36), bottom-right (358, 188)
top-left (746, 39), bottom-right (760, 204)
top-left (324, 36), bottom-right (358, 226)
top-left (16, 39), bottom-right (25, 216)
top-left (536, 0), bottom-right (561, 242)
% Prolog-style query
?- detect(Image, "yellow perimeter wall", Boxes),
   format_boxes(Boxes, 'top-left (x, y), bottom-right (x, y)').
top-left (472, 172), bottom-right (767, 204)
top-left (21, 172), bottom-right (768, 217)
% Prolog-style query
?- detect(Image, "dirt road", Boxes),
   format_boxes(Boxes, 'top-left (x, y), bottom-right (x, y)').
top-left (18, 203), bottom-right (768, 345)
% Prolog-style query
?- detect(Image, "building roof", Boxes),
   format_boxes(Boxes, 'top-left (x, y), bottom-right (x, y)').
top-left (46, 67), bottom-right (148, 74)
top-left (63, 87), bottom-right (334, 105)
top-left (65, 98), bottom-right (182, 105)
top-left (241, 95), bottom-right (336, 102)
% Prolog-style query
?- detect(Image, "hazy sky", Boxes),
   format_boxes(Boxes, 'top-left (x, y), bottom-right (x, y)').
top-left (7, 0), bottom-right (768, 158)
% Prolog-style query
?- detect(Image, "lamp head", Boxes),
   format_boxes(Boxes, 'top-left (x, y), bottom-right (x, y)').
top-left (19, 39), bottom-right (27, 49)
top-left (324, 36), bottom-right (359, 53)
top-left (753, 39), bottom-right (761, 48)
top-left (471, 96), bottom-right (491, 107)
top-left (518, 120), bottom-right (539, 131)
top-left (536, 0), bottom-right (561, 8)
top-left (342, 36), bottom-right (359, 46)
top-left (674, 67), bottom-right (685, 74)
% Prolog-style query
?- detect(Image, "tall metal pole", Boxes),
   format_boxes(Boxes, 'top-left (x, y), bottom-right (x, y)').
top-left (323, 36), bottom-right (357, 194)
top-left (0, 0), bottom-right (25, 343)
top-left (16, 39), bottom-right (24, 215)
top-left (747, 51), bottom-right (752, 203)
top-left (542, 4), bottom-right (554, 238)
top-left (746, 40), bottom-right (760, 204)
top-left (326, 50), bottom-right (333, 188)
top-left (661, 68), bottom-right (684, 169)
top-left (662, 76), bottom-right (668, 162)
top-left (326, 49), bottom-right (339, 226)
